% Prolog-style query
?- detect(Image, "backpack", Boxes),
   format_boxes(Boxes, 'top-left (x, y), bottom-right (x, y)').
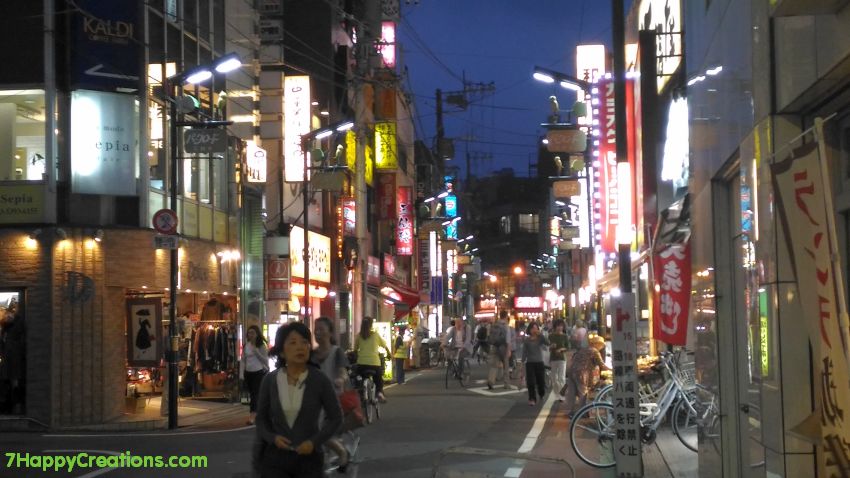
top-left (489, 322), bottom-right (507, 346)
top-left (476, 326), bottom-right (488, 341)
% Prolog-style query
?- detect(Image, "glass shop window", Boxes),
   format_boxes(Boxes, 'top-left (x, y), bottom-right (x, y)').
top-left (518, 213), bottom-right (539, 233)
top-left (0, 90), bottom-right (47, 181)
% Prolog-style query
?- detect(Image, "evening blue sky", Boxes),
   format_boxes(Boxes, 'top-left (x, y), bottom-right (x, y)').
top-left (399, 1), bottom-right (624, 178)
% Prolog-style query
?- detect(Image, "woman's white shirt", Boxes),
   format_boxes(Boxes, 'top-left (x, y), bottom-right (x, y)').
top-left (276, 368), bottom-right (308, 427)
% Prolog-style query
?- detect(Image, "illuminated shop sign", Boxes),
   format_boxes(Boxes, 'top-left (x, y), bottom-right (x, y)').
top-left (70, 90), bottom-right (139, 195)
top-left (661, 97), bottom-right (689, 190)
top-left (246, 141), bottom-right (267, 183)
top-left (342, 197), bottom-right (356, 236)
top-left (638, 0), bottom-right (682, 92)
top-left (378, 22), bottom-right (396, 68)
top-left (397, 186), bottom-right (413, 255)
top-left (289, 226), bottom-right (331, 283)
top-left (514, 296), bottom-right (543, 310)
top-left (375, 122), bottom-right (398, 169)
top-left (284, 75), bottom-right (310, 182)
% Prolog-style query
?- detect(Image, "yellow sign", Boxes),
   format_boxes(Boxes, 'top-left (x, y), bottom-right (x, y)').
top-left (345, 130), bottom-right (374, 186)
top-left (375, 122), bottom-right (398, 170)
top-left (0, 183), bottom-right (45, 224)
top-left (289, 225), bottom-right (332, 283)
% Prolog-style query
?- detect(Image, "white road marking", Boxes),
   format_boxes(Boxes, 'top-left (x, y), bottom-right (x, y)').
top-left (466, 386), bottom-right (523, 397)
top-left (503, 392), bottom-right (557, 477)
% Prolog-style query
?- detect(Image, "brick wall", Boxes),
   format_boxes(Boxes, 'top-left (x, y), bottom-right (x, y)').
top-left (0, 230), bottom-right (54, 426)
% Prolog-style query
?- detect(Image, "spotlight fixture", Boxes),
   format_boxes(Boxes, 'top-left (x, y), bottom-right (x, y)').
top-left (29, 228), bottom-right (42, 241)
top-left (93, 229), bottom-right (104, 243)
top-left (55, 228), bottom-right (68, 240)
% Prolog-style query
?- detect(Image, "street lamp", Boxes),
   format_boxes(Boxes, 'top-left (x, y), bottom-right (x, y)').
top-left (533, 66), bottom-right (591, 92)
top-left (299, 119), bottom-right (353, 328)
top-left (164, 53), bottom-right (241, 430)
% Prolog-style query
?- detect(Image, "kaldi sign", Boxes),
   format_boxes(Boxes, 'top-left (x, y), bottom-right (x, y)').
top-left (652, 243), bottom-right (691, 346)
top-left (594, 77), bottom-right (636, 253)
top-left (184, 128), bottom-right (227, 154)
top-left (397, 186), bottom-right (413, 255)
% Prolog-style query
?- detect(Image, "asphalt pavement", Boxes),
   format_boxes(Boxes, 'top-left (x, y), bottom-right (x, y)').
top-left (0, 360), bottom-right (694, 478)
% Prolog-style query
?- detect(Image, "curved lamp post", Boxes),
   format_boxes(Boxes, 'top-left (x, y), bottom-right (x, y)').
top-left (163, 52), bottom-right (241, 429)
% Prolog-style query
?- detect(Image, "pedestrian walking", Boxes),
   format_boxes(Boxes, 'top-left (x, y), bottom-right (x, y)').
top-left (313, 316), bottom-right (350, 471)
top-left (563, 335), bottom-right (610, 417)
top-left (253, 322), bottom-right (342, 478)
top-left (240, 325), bottom-right (269, 425)
top-left (486, 310), bottom-right (513, 390)
top-left (548, 319), bottom-right (569, 402)
top-left (522, 322), bottom-right (549, 405)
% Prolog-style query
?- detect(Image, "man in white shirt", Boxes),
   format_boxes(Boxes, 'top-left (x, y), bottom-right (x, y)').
top-left (444, 319), bottom-right (473, 377)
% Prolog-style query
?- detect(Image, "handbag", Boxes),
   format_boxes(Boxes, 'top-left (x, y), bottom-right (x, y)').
top-left (338, 389), bottom-right (364, 431)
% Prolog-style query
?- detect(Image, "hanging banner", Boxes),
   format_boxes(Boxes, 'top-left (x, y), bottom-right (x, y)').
top-left (375, 122), bottom-right (398, 169)
top-left (397, 186), bottom-right (413, 255)
top-left (378, 173), bottom-right (396, 220)
top-left (772, 137), bottom-right (850, 475)
top-left (652, 243), bottom-right (691, 346)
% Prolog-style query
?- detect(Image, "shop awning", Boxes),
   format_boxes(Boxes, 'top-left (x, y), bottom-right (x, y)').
top-left (382, 280), bottom-right (420, 318)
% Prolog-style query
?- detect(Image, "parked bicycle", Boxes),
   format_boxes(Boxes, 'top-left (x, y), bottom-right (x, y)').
top-left (569, 350), bottom-right (699, 468)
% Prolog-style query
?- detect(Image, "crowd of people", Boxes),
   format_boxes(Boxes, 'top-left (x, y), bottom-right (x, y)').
top-left (239, 311), bottom-right (609, 477)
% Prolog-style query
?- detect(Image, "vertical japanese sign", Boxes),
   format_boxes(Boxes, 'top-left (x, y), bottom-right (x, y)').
top-left (375, 122), bottom-right (398, 169)
top-left (284, 75), bottom-right (310, 182)
top-left (419, 236), bottom-right (431, 302)
top-left (612, 293), bottom-right (642, 475)
top-left (772, 138), bottom-right (850, 476)
top-left (342, 197), bottom-right (356, 236)
top-left (444, 194), bottom-right (458, 240)
top-left (378, 173), bottom-right (396, 220)
top-left (265, 257), bottom-right (291, 301)
top-left (652, 243), bottom-right (691, 346)
top-left (593, 77), bottom-right (636, 253)
top-left (397, 186), bottom-right (413, 255)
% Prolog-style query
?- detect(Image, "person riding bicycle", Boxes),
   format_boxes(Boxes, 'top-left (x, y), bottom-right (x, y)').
top-left (353, 317), bottom-right (391, 403)
top-left (442, 318), bottom-right (473, 378)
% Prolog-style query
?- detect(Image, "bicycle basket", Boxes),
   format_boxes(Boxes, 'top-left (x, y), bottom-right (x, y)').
top-left (676, 362), bottom-right (696, 390)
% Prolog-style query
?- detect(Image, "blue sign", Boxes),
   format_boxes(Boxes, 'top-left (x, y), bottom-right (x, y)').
top-left (445, 195), bottom-right (457, 217)
top-left (446, 223), bottom-right (458, 240)
top-left (430, 277), bottom-right (444, 305)
top-left (72, 0), bottom-right (141, 92)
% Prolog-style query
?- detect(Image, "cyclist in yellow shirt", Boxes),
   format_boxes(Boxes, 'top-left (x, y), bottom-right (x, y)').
top-left (353, 317), bottom-right (392, 402)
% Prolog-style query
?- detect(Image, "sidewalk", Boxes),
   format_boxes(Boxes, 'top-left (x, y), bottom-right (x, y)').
top-left (50, 396), bottom-right (251, 432)
top-left (519, 397), bottom-right (698, 478)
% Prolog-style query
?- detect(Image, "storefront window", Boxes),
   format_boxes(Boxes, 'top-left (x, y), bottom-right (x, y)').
top-left (0, 90), bottom-right (46, 181)
top-left (518, 213), bottom-right (539, 233)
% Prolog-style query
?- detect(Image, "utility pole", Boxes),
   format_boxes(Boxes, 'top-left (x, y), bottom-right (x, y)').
top-left (351, 1), bottom-right (380, 342)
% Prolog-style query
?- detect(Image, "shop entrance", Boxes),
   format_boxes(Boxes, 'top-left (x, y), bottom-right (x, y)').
top-left (0, 289), bottom-right (25, 415)
top-left (714, 170), bottom-right (766, 476)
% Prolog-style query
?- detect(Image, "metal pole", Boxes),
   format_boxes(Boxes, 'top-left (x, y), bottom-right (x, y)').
top-left (167, 77), bottom-right (180, 430)
top-left (303, 139), bottom-right (311, 328)
top-left (613, 0), bottom-right (630, 295)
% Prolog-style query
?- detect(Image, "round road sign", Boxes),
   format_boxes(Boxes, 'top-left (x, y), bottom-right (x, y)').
top-left (153, 209), bottom-right (179, 235)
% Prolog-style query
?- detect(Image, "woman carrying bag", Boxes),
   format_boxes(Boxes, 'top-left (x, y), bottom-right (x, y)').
top-left (241, 325), bottom-right (269, 425)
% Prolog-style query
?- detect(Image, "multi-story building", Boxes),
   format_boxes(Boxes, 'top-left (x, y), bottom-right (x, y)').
top-left (0, 0), bottom-right (260, 429)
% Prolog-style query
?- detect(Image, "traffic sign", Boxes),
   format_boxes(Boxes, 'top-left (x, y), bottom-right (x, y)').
top-left (154, 235), bottom-right (179, 250)
top-left (152, 209), bottom-right (179, 235)
top-left (265, 257), bottom-right (291, 301)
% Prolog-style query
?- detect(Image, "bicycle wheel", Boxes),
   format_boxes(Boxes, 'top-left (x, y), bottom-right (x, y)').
top-left (460, 359), bottom-right (471, 387)
top-left (672, 395), bottom-right (701, 452)
top-left (569, 402), bottom-right (616, 468)
top-left (445, 361), bottom-right (453, 389)
top-left (364, 382), bottom-right (375, 424)
top-left (594, 384), bottom-right (613, 404)
top-left (374, 394), bottom-right (382, 420)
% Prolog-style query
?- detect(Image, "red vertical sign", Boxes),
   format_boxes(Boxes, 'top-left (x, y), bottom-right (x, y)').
top-left (378, 173), bottom-right (396, 220)
top-left (594, 77), bottom-right (636, 253)
top-left (652, 243), bottom-right (691, 345)
top-left (397, 186), bottom-right (413, 255)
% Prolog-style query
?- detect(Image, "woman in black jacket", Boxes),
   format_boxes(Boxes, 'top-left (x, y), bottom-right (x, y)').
top-left (254, 322), bottom-right (342, 477)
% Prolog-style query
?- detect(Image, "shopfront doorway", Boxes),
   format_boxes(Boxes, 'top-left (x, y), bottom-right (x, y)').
top-left (714, 168), bottom-right (766, 476)
top-left (0, 289), bottom-right (25, 415)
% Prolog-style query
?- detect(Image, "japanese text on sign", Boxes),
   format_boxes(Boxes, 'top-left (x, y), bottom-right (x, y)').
top-left (612, 293), bottom-right (642, 476)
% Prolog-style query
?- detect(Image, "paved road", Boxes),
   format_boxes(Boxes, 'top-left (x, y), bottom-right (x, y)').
top-left (0, 361), bottom-right (588, 478)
